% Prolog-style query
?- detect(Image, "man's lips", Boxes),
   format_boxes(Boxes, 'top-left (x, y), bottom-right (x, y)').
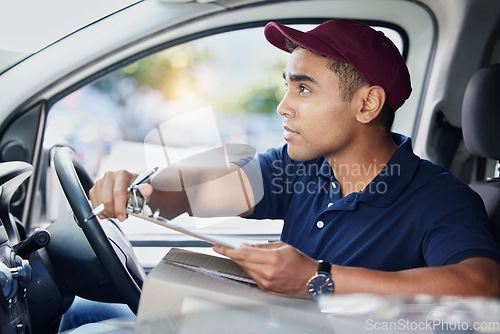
top-left (283, 126), bottom-right (299, 140)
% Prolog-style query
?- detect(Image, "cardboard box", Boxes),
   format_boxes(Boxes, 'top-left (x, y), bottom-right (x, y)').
top-left (135, 248), bottom-right (332, 333)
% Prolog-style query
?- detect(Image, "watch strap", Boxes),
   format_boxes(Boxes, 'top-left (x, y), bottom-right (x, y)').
top-left (317, 260), bottom-right (331, 275)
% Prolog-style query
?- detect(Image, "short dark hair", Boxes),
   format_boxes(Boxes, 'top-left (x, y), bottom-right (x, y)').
top-left (285, 38), bottom-right (395, 130)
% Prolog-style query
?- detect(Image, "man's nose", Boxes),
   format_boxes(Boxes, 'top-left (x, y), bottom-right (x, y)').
top-left (276, 93), bottom-right (296, 118)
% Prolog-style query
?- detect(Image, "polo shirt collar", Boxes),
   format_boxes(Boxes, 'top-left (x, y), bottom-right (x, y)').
top-left (317, 133), bottom-right (420, 208)
top-left (317, 159), bottom-right (333, 178)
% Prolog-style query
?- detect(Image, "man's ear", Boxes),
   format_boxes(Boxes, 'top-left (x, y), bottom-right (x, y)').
top-left (355, 85), bottom-right (386, 124)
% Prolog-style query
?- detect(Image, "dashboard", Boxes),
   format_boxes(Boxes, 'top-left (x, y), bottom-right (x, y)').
top-left (0, 162), bottom-right (34, 334)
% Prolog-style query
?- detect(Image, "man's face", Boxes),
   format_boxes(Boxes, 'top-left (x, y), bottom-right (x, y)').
top-left (278, 47), bottom-right (357, 162)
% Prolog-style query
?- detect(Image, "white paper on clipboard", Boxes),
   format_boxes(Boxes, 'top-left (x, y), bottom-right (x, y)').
top-left (128, 212), bottom-right (268, 249)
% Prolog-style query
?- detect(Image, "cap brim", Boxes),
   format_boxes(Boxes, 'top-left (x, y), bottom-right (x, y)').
top-left (264, 22), bottom-right (295, 53)
top-left (264, 22), bottom-right (348, 63)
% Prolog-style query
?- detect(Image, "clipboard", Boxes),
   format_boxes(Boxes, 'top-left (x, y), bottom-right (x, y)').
top-left (125, 186), bottom-right (266, 248)
top-left (128, 212), bottom-right (267, 249)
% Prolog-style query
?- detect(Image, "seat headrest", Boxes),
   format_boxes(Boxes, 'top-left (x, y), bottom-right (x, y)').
top-left (462, 64), bottom-right (500, 160)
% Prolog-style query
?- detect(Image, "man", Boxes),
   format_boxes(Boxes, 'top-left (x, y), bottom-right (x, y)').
top-left (89, 19), bottom-right (500, 299)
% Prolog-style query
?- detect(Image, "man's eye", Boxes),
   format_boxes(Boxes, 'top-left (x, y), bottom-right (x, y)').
top-left (300, 85), bottom-right (311, 94)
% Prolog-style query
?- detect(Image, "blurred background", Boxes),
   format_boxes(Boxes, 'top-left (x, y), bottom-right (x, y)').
top-left (46, 27), bottom-right (289, 177)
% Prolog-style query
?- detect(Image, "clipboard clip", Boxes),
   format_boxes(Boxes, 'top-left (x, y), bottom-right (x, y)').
top-left (126, 186), bottom-right (156, 217)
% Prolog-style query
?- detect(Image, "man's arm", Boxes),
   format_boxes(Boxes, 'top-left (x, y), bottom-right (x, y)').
top-left (213, 242), bottom-right (500, 298)
top-left (89, 163), bottom-right (255, 221)
top-left (332, 257), bottom-right (500, 296)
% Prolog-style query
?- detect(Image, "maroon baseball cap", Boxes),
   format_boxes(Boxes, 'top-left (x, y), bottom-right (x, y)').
top-left (264, 19), bottom-right (412, 111)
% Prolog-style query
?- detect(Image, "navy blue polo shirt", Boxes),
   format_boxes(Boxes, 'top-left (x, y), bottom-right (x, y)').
top-left (245, 133), bottom-right (500, 271)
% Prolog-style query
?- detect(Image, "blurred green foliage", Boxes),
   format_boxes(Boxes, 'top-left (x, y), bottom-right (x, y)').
top-left (92, 42), bottom-right (285, 115)
top-left (92, 44), bottom-right (212, 104)
top-left (217, 59), bottom-right (287, 115)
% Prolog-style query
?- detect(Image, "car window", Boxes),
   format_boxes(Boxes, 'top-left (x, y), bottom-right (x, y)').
top-left (43, 23), bottom-right (406, 267)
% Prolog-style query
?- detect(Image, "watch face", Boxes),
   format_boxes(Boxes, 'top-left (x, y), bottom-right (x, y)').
top-left (308, 274), bottom-right (334, 298)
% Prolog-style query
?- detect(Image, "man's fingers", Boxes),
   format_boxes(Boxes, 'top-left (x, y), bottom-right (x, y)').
top-left (213, 244), bottom-right (230, 256)
top-left (213, 241), bottom-right (286, 262)
top-left (88, 170), bottom-right (138, 221)
top-left (213, 243), bottom-right (276, 264)
top-left (89, 181), bottom-right (100, 209)
top-left (242, 241), bottom-right (285, 250)
top-left (112, 171), bottom-right (135, 221)
top-left (138, 183), bottom-right (153, 198)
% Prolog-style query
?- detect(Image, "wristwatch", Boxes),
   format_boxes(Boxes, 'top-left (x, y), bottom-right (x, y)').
top-left (307, 260), bottom-right (334, 299)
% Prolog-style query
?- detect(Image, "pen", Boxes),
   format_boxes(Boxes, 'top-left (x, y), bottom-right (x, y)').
top-left (84, 166), bottom-right (159, 222)
top-left (127, 166), bottom-right (159, 192)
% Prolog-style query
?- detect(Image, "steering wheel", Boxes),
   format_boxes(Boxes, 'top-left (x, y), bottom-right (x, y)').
top-left (52, 146), bottom-right (144, 313)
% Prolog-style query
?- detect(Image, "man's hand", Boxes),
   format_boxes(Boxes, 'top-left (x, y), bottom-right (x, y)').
top-left (89, 170), bottom-right (153, 222)
top-left (213, 241), bottom-right (317, 297)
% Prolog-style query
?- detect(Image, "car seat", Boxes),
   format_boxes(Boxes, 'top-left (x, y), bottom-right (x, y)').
top-left (462, 63), bottom-right (500, 243)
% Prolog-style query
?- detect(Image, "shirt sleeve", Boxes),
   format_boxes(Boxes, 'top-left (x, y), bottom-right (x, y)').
top-left (421, 176), bottom-right (500, 266)
top-left (236, 145), bottom-right (289, 220)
